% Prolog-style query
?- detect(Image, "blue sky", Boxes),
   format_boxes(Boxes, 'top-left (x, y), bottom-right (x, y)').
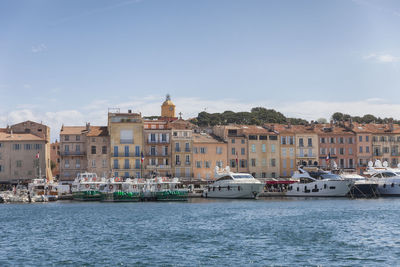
top-left (1, 0), bottom-right (400, 139)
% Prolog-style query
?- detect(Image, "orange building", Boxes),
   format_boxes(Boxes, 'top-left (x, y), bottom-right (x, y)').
top-left (50, 141), bottom-right (60, 179)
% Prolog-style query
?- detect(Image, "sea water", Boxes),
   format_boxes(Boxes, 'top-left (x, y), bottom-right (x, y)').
top-left (1, 198), bottom-right (399, 266)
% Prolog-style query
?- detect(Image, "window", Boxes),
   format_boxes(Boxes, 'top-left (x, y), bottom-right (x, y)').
top-left (262, 144), bottom-right (266, 153)
top-left (230, 159), bottom-right (236, 168)
top-left (24, 144), bottom-right (32, 150)
top-left (120, 130), bottom-right (133, 144)
top-left (102, 146), bottom-right (107, 154)
top-left (193, 147), bottom-right (198, 154)
top-left (320, 148), bottom-right (326, 155)
top-left (173, 131), bottom-right (178, 137)
top-left (271, 144), bottom-right (276, 153)
top-left (185, 155), bottom-right (190, 164)
top-left (65, 159), bottom-right (70, 168)
top-left (262, 158), bottom-right (267, 166)
top-left (289, 148), bottom-right (294, 156)
top-left (216, 161), bottom-right (223, 168)
top-left (240, 160), bottom-right (247, 168)
top-left (76, 135), bottom-right (80, 141)
top-left (185, 143), bottom-right (190, 152)
top-left (124, 159), bottom-right (129, 169)
top-left (64, 135), bottom-right (69, 141)
top-left (161, 134), bottom-right (167, 142)
top-left (216, 147), bottom-right (222, 154)
top-left (282, 159), bottom-right (287, 168)
top-left (176, 155), bottom-right (180, 165)
top-left (114, 146), bottom-right (118, 156)
top-left (135, 159), bottom-right (140, 169)
top-left (330, 137), bottom-right (335, 144)
top-left (271, 159), bottom-right (276, 167)
top-left (251, 158), bottom-right (256, 167)
top-left (259, 135), bottom-right (267, 140)
top-left (308, 138), bottom-right (312, 147)
top-left (366, 146), bottom-right (370, 153)
top-left (200, 147), bottom-right (206, 154)
top-left (321, 138), bottom-right (325, 144)
top-left (282, 148), bottom-right (287, 157)
top-left (0, 143), bottom-right (2, 148)
top-left (366, 136), bottom-right (369, 142)
top-left (163, 146), bottom-right (168, 156)
top-left (241, 148), bottom-right (245, 155)
top-left (16, 160), bottom-right (22, 168)
top-left (241, 139), bottom-right (245, 144)
top-left (251, 144), bottom-right (256, 153)
top-left (348, 137), bottom-right (353, 144)
top-left (339, 148), bottom-right (345, 155)
top-left (232, 148), bottom-right (236, 155)
top-left (102, 159), bottom-right (107, 168)
top-left (150, 146), bottom-right (156, 156)
top-left (299, 138), bottom-right (304, 147)
top-left (205, 161), bottom-right (210, 168)
top-left (249, 135), bottom-right (257, 140)
top-left (91, 146), bottom-right (96, 154)
top-left (290, 160), bottom-right (294, 168)
top-left (359, 136), bottom-right (362, 142)
top-left (135, 146), bottom-right (140, 157)
top-left (289, 137), bottom-right (294, 145)
top-left (175, 143), bottom-right (180, 152)
top-left (114, 159), bottom-right (119, 169)
top-left (359, 146), bottom-right (363, 153)
top-left (348, 148), bottom-right (353, 155)
top-left (339, 137), bottom-right (344, 144)
top-left (75, 145), bottom-right (80, 152)
top-left (0, 165), bottom-right (4, 172)
top-left (281, 137), bottom-right (287, 145)
top-left (13, 144), bottom-right (21, 150)
top-left (34, 144), bottom-right (42, 150)
top-left (231, 139), bottom-right (235, 144)
top-left (269, 135), bottom-right (278, 140)
top-left (150, 133), bottom-right (156, 142)
top-left (196, 161), bottom-right (202, 168)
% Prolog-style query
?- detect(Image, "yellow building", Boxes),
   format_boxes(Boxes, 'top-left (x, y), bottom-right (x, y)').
top-left (108, 110), bottom-right (144, 178)
top-left (161, 94), bottom-right (176, 119)
top-left (293, 124), bottom-right (319, 167)
top-left (271, 124), bottom-right (296, 177)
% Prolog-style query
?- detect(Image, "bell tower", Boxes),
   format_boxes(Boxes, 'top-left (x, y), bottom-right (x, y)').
top-left (161, 94), bottom-right (176, 118)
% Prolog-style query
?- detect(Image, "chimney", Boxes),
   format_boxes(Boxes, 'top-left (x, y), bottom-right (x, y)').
top-left (287, 122), bottom-right (291, 129)
top-left (86, 122), bottom-right (90, 131)
top-left (389, 123), bottom-right (394, 132)
top-left (10, 129), bottom-right (13, 137)
top-left (330, 120), bottom-right (333, 128)
top-left (270, 125), bottom-right (275, 132)
top-left (128, 109), bottom-right (132, 113)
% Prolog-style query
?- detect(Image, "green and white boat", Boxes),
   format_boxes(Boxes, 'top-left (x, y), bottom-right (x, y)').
top-left (100, 177), bottom-right (143, 202)
top-left (71, 172), bottom-right (104, 201)
top-left (152, 177), bottom-right (189, 201)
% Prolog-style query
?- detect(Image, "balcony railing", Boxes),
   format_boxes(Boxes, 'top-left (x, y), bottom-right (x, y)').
top-left (113, 165), bottom-right (140, 170)
top-left (146, 152), bottom-right (170, 157)
top-left (120, 139), bottom-right (134, 144)
top-left (61, 151), bottom-right (86, 156)
top-left (112, 153), bottom-right (140, 157)
top-left (175, 148), bottom-right (181, 152)
top-left (146, 165), bottom-right (171, 170)
top-left (184, 148), bottom-right (191, 152)
top-left (146, 140), bottom-right (169, 144)
top-left (296, 154), bottom-right (316, 158)
top-left (185, 161), bottom-right (191, 166)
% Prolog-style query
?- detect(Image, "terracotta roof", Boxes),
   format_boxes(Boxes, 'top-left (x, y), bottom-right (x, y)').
top-left (193, 133), bottom-right (225, 144)
top-left (315, 124), bottom-right (355, 135)
top-left (168, 119), bottom-right (196, 130)
top-left (238, 125), bottom-right (276, 135)
top-left (0, 132), bottom-right (44, 141)
top-left (60, 126), bottom-right (86, 135)
top-left (87, 126), bottom-right (109, 137)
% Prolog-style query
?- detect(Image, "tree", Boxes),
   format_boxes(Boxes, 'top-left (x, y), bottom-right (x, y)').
top-left (317, 118), bottom-right (327, 124)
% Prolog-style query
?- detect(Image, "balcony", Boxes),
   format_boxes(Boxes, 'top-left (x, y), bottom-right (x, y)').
top-left (61, 151), bottom-right (86, 156)
top-left (175, 148), bottom-right (181, 152)
top-left (374, 152), bottom-right (383, 156)
top-left (296, 154), bottom-right (316, 158)
top-left (391, 152), bottom-right (400, 156)
top-left (184, 148), bottom-right (191, 152)
top-left (176, 162), bottom-right (181, 166)
top-left (111, 153), bottom-right (140, 157)
top-left (146, 165), bottom-right (171, 170)
top-left (185, 161), bottom-right (191, 166)
top-left (146, 152), bottom-right (170, 157)
top-left (120, 139), bottom-right (134, 144)
top-left (146, 140), bottom-right (169, 144)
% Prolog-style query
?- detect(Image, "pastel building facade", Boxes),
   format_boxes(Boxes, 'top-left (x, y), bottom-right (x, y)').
top-left (192, 133), bottom-right (227, 180)
top-left (108, 111), bottom-right (144, 178)
top-left (86, 126), bottom-right (110, 178)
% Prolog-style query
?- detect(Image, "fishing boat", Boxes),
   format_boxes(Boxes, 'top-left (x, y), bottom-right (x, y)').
top-left (286, 167), bottom-right (353, 197)
top-left (100, 177), bottom-right (143, 202)
top-left (28, 178), bottom-right (59, 202)
top-left (71, 172), bottom-right (104, 201)
top-left (202, 166), bottom-right (264, 199)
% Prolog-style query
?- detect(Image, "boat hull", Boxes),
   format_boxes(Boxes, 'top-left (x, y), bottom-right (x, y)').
top-left (376, 180), bottom-right (400, 196)
top-left (286, 180), bottom-right (352, 197)
top-left (155, 190), bottom-right (188, 201)
top-left (348, 183), bottom-right (379, 198)
top-left (100, 192), bottom-right (141, 202)
top-left (202, 183), bottom-right (264, 199)
top-left (73, 191), bottom-right (101, 201)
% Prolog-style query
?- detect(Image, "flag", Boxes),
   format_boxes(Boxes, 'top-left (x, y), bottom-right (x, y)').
top-left (36, 152), bottom-right (40, 159)
top-left (141, 151), bottom-right (144, 163)
top-left (325, 152), bottom-right (330, 162)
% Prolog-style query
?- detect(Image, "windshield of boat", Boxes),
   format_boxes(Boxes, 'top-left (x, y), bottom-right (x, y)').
top-left (232, 174), bottom-right (254, 179)
top-left (320, 174), bottom-right (341, 180)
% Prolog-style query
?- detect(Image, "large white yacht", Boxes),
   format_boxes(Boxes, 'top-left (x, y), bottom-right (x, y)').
top-left (363, 160), bottom-right (400, 196)
top-left (286, 167), bottom-right (353, 197)
top-left (202, 166), bottom-right (264, 199)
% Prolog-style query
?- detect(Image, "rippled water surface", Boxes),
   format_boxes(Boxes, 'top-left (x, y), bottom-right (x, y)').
top-left (1, 198), bottom-right (400, 266)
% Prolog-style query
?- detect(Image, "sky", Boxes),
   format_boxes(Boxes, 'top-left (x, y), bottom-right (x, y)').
top-left (1, 0), bottom-right (400, 140)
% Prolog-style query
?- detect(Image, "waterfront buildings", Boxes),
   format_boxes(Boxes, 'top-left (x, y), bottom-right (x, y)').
top-left (369, 123), bottom-right (400, 168)
top-left (192, 132), bottom-right (227, 180)
top-left (59, 125), bottom-right (88, 181)
top-left (0, 121), bottom-right (51, 183)
top-left (293, 123), bottom-right (319, 168)
top-left (86, 126), bottom-right (110, 179)
top-left (143, 120), bottom-right (172, 178)
top-left (271, 124), bottom-right (296, 177)
top-left (50, 141), bottom-right (60, 179)
top-left (108, 110), bottom-right (144, 178)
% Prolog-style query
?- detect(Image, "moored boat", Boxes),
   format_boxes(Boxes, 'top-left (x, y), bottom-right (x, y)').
top-left (100, 178), bottom-right (142, 202)
top-left (363, 160), bottom-right (400, 196)
top-left (71, 172), bottom-right (104, 201)
top-left (202, 166), bottom-right (264, 199)
top-left (153, 177), bottom-right (188, 201)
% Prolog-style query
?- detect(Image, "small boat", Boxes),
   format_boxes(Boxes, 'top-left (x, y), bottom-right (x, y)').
top-left (202, 166), bottom-right (264, 199)
top-left (286, 167), bottom-right (353, 197)
top-left (71, 172), bottom-right (104, 201)
top-left (100, 178), bottom-right (142, 202)
top-left (363, 160), bottom-right (400, 196)
top-left (28, 178), bottom-right (59, 202)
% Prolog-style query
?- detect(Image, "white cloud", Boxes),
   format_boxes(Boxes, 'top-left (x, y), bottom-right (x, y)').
top-left (31, 44), bottom-right (47, 53)
top-left (3, 96), bottom-right (400, 142)
top-left (364, 53), bottom-right (400, 63)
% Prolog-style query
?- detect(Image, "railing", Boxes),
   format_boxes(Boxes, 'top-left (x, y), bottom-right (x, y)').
top-left (120, 139), bottom-right (134, 144)
top-left (185, 148), bottom-right (191, 152)
top-left (146, 140), bottom-right (169, 144)
top-left (185, 161), bottom-right (191, 166)
top-left (61, 151), bottom-right (86, 156)
top-left (391, 152), bottom-right (400, 156)
top-left (296, 154), bottom-right (316, 158)
top-left (112, 153), bottom-right (140, 157)
top-left (146, 152), bottom-right (170, 157)
top-left (374, 152), bottom-right (383, 156)
top-left (176, 162), bottom-right (181, 166)
top-left (175, 148), bottom-right (181, 152)
top-left (146, 165), bottom-right (171, 170)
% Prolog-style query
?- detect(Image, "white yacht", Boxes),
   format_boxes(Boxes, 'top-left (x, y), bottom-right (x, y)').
top-left (202, 166), bottom-right (264, 199)
top-left (364, 160), bottom-right (400, 196)
top-left (286, 167), bottom-right (353, 197)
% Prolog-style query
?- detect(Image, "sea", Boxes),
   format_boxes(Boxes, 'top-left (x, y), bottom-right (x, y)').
top-left (1, 197), bottom-right (400, 266)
